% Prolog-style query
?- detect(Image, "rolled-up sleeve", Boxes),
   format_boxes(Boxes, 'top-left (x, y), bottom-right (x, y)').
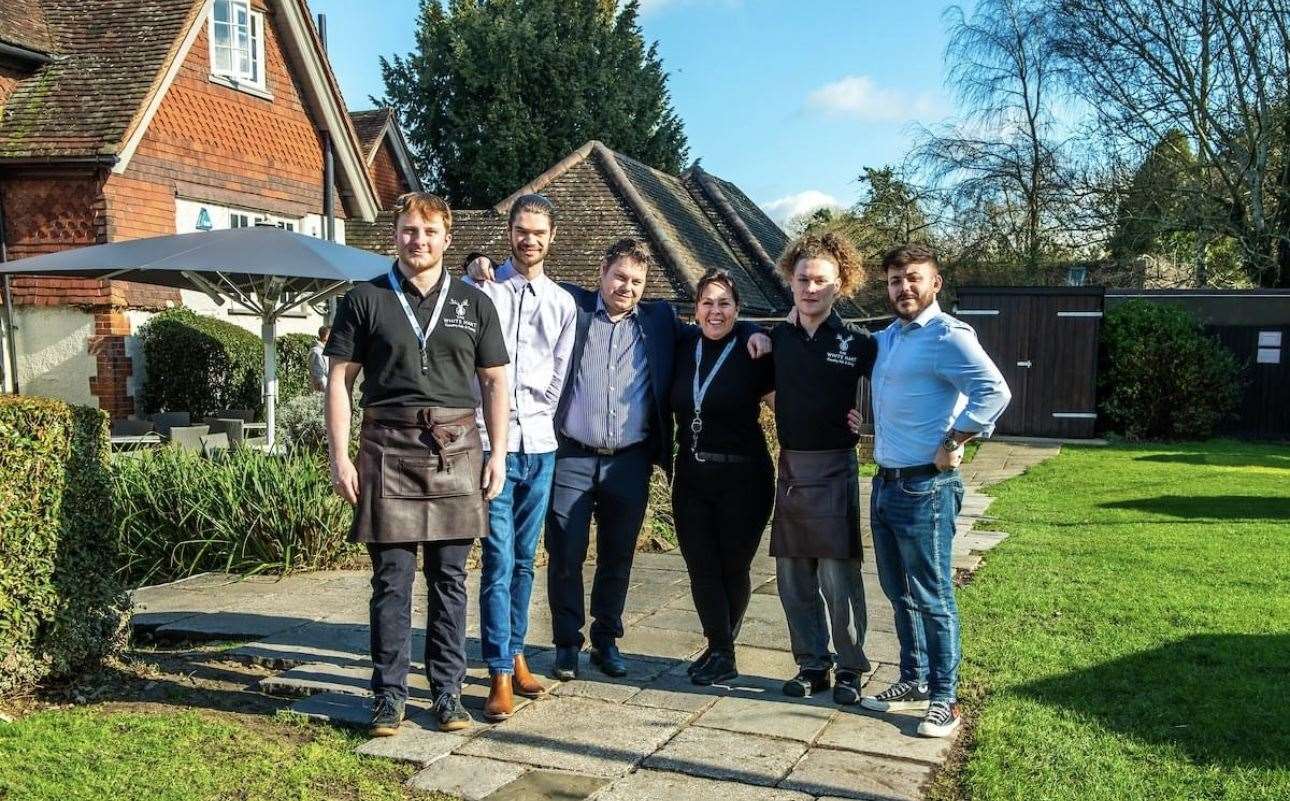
top-left (934, 325), bottom-right (1011, 437)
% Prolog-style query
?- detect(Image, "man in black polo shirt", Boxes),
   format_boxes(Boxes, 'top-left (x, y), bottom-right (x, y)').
top-left (324, 192), bottom-right (510, 735)
top-left (769, 232), bottom-right (877, 706)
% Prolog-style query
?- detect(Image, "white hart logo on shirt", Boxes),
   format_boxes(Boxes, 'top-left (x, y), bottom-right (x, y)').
top-left (450, 298), bottom-right (469, 319)
top-left (836, 333), bottom-right (853, 352)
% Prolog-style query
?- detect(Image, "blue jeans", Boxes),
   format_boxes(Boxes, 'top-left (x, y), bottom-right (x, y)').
top-left (480, 451), bottom-right (556, 674)
top-left (870, 470), bottom-right (965, 702)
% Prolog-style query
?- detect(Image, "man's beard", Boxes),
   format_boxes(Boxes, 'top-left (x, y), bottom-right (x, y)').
top-left (893, 290), bottom-right (935, 320)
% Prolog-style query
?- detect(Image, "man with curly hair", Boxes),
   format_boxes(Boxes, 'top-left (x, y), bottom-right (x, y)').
top-left (768, 232), bottom-right (877, 706)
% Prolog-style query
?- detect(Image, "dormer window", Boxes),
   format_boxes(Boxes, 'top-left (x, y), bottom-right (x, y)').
top-left (210, 0), bottom-right (266, 93)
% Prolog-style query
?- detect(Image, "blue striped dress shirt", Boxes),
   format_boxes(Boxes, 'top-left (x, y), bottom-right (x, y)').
top-left (561, 295), bottom-right (652, 450)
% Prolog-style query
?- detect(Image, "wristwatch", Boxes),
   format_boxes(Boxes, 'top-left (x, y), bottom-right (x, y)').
top-left (941, 433), bottom-right (961, 452)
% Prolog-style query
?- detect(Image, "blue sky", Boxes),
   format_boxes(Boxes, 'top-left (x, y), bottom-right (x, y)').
top-left (310, 0), bottom-right (963, 223)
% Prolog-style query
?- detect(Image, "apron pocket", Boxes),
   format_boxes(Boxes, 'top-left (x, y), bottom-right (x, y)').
top-left (778, 479), bottom-right (846, 519)
top-left (381, 451), bottom-right (475, 499)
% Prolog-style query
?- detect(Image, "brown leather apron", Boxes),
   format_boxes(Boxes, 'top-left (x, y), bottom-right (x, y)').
top-left (769, 448), bottom-right (861, 560)
top-left (350, 406), bottom-right (487, 544)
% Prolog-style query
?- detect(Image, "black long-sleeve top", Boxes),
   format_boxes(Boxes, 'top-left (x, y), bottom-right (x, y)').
top-left (670, 326), bottom-right (775, 460)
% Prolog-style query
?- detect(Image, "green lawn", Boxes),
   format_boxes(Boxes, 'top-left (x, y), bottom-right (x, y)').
top-left (938, 440), bottom-right (1290, 801)
top-left (0, 707), bottom-right (421, 801)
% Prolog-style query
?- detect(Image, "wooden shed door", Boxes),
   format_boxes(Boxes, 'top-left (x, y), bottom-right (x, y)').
top-left (955, 290), bottom-right (1103, 438)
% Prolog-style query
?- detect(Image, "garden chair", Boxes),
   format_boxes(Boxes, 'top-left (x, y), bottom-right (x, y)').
top-left (167, 425), bottom-right (209, 452)
top-left (200, 432), bottom-right (230, 458)
top-left (110, 418), bottom-right (155, 436)
top-left (213, 408), bottom-right (256, 423)
top-left (149, 411), bottom-right (191, 436)
top-left (204, 417), bottom-right (246, 445)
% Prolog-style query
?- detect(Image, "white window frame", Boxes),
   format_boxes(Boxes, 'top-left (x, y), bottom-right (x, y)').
top-left (209, 0), bottom-right (270, 97)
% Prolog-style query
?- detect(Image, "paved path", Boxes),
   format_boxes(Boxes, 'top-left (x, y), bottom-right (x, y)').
top-left (130, 442), bottom-right (1059, 801)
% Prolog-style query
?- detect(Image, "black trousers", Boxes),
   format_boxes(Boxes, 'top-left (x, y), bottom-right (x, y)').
top-left (546, 442), bottom-right (653, 648)
top-left (672, 456), bottom-right (775, 652)
top-left (367, 539), bottom-right (473, 702)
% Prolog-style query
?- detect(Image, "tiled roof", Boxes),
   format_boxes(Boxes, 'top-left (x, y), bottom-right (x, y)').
top-left (348, 108), bottom-right (390, 159)
top-left (0, 0), bottom-right (54, 55)
top-left (0, 0), bottom-right (199, 160)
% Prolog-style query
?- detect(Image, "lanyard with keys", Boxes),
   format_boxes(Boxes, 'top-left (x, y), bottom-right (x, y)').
top-left (388, 264), bottom-right (451, 375)
top-left (690, 335), bottom-right (738, 461)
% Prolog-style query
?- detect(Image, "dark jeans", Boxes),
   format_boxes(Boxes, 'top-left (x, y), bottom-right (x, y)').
top-left (870, 470), bottom-right (965, 702)
top-left (672, 457), bottom-right (773, 652)
top-left (545, 441), bottom-right (652, 649)
top-left (367, 539), bottom-right (473, 702)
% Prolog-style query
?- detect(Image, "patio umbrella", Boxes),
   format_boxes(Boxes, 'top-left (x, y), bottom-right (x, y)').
top-left (0, 225), bottom-right (393, 448)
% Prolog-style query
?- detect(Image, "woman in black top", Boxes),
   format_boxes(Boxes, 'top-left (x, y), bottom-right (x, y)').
top-left (670, 269), bottom-right (775, 686)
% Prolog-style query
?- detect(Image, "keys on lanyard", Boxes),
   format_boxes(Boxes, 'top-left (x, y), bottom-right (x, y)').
top-left (389, 265), bottom-right (451, 375)
top-left (691, 335), bottom-right (737, 461)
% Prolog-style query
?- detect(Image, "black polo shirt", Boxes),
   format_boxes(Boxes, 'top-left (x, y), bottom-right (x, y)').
top-left (770, 311), bottom-right (878, 451)
top-left (325, 263), bottom-right (509, 408)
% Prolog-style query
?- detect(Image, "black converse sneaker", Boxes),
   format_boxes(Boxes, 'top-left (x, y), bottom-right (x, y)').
top-left (860, 680), bottom-right (931, 712)
top-left (433, 692), bottom-right (472, 732)
top-left (367, 694), bottom-right (404, 737)
top-left (917, 701), bottom-right (961, 738)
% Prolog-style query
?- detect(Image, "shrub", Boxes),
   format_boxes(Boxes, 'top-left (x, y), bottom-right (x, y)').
top-left (136, 308), bottom-right (262, 418)
top-left (1099, 300), bottom-right (1243, 440)
top-left (111, 446), bottom-right (356, 586)
top-left (0, 397), bottom-right (129, 695)
top-left (276, 332), bottom-right (318, 407)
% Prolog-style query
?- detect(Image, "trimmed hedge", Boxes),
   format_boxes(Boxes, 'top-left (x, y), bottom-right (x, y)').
top-left (276, 332), bottom-right (318, 407)
top-left (137, 308), bottom-right (262, 418)
top-left (1099, 300), bottom-right (1243, 440)
top-left (111, 446), bottom-right (356, 586)
top-left (0, 397), bottom-right (129, 695)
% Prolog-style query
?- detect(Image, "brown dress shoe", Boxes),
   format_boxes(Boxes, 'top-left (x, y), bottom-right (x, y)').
top-left (512, 653), bottom-right (548, 698)
top-left (484, 674), bottom-right (514, 722)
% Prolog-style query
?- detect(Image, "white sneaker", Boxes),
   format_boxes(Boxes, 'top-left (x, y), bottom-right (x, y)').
top-left (917, 701), bottom-right (961, 738)
top-left (860, 680), bottom-right (931, 712)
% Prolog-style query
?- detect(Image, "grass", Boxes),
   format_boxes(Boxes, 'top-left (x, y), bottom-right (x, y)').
top-left (934, 439), bottom-right (1290, 801)
top-left (0, 707), bottom-right (422, 801)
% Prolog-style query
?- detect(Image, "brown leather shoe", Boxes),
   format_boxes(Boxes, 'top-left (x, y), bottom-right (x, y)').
top-left (484, 674), bottom-right (514, 722)
top-left (512, 653), bottom-right (548, 698)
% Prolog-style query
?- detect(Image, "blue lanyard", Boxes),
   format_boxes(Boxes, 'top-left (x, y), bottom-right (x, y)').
top-left (388, 265), bottom-right (450, 374)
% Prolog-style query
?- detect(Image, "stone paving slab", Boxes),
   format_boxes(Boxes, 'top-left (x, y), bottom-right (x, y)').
top-left (227, 621), bottom-right (372, 669)
top-left (780, 746), bottom-right (932, 800)
top-left (693, 695), bottom-right (837, 743)
top-left (407, 755), bottom-right (529, 800)
top-left (261, 660), bottom-right (529, 717)
top-left (154, 612), bottom-right (314, 641)
top-left (456, 696), bottom-right (689, 777)
top-left (817, 707), bottom-right (955, 765)
top-left (643, 726), bottom-right (808, 786)
top-left (486, 770), bottom-right (610, 801)
top-left (594, 769), bottom-right (815, 801)
top-left (356, 727), bottom-right (467, 765)
top-left (617, 623), bottom-right (706, 662)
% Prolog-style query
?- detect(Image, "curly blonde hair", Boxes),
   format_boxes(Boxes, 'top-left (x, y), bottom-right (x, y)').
top-left (776, 232), bottom-right (865, 297)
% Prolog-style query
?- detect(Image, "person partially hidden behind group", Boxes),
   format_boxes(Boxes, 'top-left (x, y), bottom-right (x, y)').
top-left (670, 268), bottom-right (775, 686)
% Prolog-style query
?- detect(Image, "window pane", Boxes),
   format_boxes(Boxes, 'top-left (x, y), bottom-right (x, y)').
top-left (239, 50), bottom-right (250, 76)
top-left (213, 20), bottom-right (231, 47)
top-left (249, 15), bottom-right (261, 83)
top-left (214, 0), bottom-right (230, 24)
top-left (214, 45), bottom-right (232, 73)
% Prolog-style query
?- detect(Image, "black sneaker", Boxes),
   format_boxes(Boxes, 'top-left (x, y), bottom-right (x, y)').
top-left (686, 648), bottom-right (714, 677)
top-left (433, 691), bottom-right (472, 732)
top-left (860, 680), bottom-right (931, 712)
top-left (691, 651), bottom-right (737, 686)
top-left (782, 668), bottom-right (831, 698)
top-left (367, 695), bottom-right (404, 737)
top-left (832, 670), bottom-right (862, 705)
top-left (917, 700), bottom-right (962, 738)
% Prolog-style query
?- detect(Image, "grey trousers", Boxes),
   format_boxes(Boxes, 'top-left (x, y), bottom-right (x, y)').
top-left (776, 556), bottom-right (869, 673)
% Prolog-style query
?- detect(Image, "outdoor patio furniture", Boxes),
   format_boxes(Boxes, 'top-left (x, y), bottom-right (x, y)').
top-left (212, 408), bottom-right (256, 423)
top-left (204, 417), bottom-right (246, 445)
top-left (149, 411), bottom-right (192, 436)
top-left (110, 419), bottom-right (155, 437)
top-left (242, 435), bottom-right (270, 452)
top-left (167, 425), bottom-right (210, 452)
top-left (200, 432), bottom-right (230, 458)
top-left (109, 433), bottom-right (163, 450)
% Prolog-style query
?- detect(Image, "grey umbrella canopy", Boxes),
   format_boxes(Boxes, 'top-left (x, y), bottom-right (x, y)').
top-left (2, 226), bottom-right (394, 447)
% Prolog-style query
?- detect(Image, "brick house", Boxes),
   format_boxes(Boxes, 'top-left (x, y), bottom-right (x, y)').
top-left (348, 140), bottom-right (865, 319)
top-left (0, 0), bottom-right (416, 417)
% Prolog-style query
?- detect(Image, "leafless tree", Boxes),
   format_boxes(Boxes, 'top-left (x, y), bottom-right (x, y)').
top-left (1052, 0), bottom-right (1290, 286)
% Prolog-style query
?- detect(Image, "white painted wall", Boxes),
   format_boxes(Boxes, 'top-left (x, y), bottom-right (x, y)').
top-left (11, 307), bottom-right (97, 407)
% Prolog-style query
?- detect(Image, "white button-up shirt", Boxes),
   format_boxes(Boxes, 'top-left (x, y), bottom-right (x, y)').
top-left (467, 260), bottom-right (577, 453)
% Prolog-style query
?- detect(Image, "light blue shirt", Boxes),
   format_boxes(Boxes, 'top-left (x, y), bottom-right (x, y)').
top-left (561, 294), bottom-right (652, 451)
top-left (871, 301), bottom-right (1011, 468)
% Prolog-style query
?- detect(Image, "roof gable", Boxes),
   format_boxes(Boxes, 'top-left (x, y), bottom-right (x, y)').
top-left (0, 0), bottom-right (54, 55)
top-left (348, 107), bottom-right (422, 195)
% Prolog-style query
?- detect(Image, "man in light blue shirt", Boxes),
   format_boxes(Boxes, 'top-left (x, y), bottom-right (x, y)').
top-left (856, 244), bottom-right (1010, 739)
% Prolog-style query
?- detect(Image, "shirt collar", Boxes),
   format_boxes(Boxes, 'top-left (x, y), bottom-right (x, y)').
top-left (495, 259), bottom-right (550, 297)
top-left (595, 292), bottom-right (638, 320)
top-left (793, 308), bottom-right (845, 336)
top-left (392, 259), bottom-right (446, 298)
top-left (902, 300), bottom-right (942, 331)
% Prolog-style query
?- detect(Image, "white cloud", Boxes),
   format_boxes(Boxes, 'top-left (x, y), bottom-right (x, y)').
top-left (805, 75), bottom-right (944, 123)
top-left (634, 0), bottom-right (741, 15)
top-left (761, 190), bottom-right (841, 227)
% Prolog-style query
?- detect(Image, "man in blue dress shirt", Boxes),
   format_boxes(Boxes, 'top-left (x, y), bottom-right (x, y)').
top-left (855, 244), bottom-right (1011, 738)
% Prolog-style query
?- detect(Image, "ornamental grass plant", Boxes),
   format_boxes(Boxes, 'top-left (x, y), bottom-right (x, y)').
top-left (111, 446), bottom-right (355, 587)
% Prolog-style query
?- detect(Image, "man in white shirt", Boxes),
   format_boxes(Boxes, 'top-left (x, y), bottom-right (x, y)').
top-left (465, 194), bottom-right (577, 720)
top-left (309, 326), bottom-right (331, 392)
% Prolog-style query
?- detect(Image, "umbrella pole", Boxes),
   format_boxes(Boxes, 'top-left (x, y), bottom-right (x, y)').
top-left (262, 312), bottom-right (277, 451)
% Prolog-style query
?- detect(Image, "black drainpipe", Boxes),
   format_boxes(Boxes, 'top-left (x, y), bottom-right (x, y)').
top-left (318, 13), bottom-right (335, 243)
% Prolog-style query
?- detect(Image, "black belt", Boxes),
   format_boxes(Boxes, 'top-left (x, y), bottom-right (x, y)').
top-left (876, 463), bottom-right (941, 480)
top-left (562, 437), bottom-right (648, 457)
top-left (687, 451), bottom-right (751, 464)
